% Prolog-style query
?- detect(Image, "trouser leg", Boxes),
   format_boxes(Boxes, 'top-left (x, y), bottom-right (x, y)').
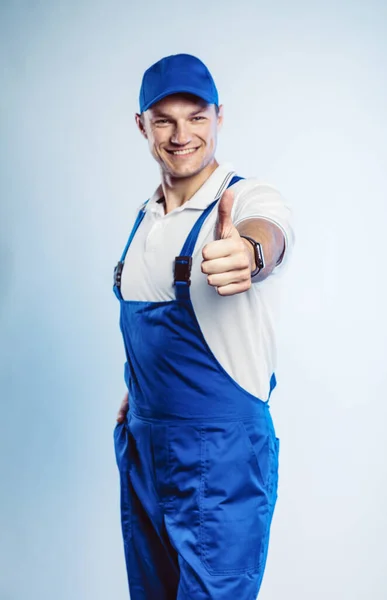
top-left (123, 478), bottom-right (180, 599)
top-left (115, 420), bottom-right (180, 599)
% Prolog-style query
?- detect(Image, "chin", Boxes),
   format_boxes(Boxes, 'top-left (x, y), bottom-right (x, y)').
top-left (166, 158), bottom-right (210, 179)
top-left (170, 166), bottom-right (203, 179)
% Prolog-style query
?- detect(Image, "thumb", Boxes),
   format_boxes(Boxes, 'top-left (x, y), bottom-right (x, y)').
top-left (215, 188), bottom-right (235, 240)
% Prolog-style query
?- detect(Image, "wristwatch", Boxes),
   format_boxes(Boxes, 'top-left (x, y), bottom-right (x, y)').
top-left (240, 235), bottom-right (265, 277)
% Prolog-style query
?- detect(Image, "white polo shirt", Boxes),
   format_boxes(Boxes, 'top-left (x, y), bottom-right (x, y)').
top-left (120, 163), bottom-right (295, 401)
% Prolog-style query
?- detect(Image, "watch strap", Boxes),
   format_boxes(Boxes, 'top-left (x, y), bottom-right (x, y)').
top-left (240, 235), bottom-right (265, 277)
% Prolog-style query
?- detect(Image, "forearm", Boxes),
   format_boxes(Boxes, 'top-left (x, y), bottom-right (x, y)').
top-left (236, 218), bottom-right (285, 282)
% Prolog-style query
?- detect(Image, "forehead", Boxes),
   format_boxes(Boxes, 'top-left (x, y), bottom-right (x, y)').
top-left (148, 93), bottom-right (210, 115)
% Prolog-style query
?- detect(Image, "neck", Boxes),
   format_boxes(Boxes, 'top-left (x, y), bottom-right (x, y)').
top-left (160, 159), bottom-right (219, 214)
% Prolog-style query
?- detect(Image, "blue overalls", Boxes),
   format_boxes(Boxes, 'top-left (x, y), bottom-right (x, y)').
top-left (113, 175), bottom-right (279, 599)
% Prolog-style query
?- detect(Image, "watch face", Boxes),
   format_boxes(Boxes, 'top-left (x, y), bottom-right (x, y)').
top-left (256, 242), bottom-right (265, 270)
top-left (241, 235), bottom-right (265, 275)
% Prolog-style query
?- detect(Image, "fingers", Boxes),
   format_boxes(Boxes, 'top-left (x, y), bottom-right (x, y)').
top-left (205, 268), bottom-right (251, 288)
top-left (201, 254), bottom-right (250, 276)
top-left (201, 236), bottom-right (251, 293)
top-left (202, 237), bottom-right (245, 261)
top-left (216, 280), bottom-right (252, 296)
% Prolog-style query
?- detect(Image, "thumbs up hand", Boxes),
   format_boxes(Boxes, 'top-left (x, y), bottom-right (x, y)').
top-left (201, 188), bottom-right (255, 296)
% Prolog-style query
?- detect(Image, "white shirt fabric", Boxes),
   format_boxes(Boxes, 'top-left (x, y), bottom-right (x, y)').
top-left (120, 163), bottom-right (295, 401)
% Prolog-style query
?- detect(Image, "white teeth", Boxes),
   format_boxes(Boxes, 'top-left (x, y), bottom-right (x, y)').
top-left (171, 148), bottom-right (197, 155)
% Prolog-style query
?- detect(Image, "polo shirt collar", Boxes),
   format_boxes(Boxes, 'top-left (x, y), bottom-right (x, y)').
top-left (146, 163), bottom-right (235, 216)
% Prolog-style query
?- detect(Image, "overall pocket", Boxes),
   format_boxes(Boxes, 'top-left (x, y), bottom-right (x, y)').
top-left (199, 420), bottom-right (276, 575)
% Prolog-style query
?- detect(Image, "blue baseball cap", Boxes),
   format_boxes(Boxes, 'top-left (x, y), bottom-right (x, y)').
top-left (139, 54), bottom-right (219, 113)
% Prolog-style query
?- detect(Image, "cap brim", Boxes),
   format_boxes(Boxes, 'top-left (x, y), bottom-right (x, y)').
top-left (141, 86), bottom-right (217, 112)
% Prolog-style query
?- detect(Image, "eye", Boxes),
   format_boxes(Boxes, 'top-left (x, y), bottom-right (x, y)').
top-left (192, 116), bottom-right (206, 122)
top-left (154, 119), bottom-right (170, 125)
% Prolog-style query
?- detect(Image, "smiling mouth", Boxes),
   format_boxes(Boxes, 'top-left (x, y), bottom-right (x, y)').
top-left (166, 147), bottom-right (199, 156)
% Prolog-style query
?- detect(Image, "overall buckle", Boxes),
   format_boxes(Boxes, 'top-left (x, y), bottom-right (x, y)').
top-left (114, 261), bottom-right (124, 288)
top-left (174, 256), bottom-right (192, 286)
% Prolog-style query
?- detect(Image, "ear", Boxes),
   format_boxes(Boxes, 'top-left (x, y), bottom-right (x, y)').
top-left (217, 104), bottom-right (224, 131)
top-left (135, 113), bottom-right (148, 139)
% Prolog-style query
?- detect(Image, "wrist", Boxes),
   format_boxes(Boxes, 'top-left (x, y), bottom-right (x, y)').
top-left (240, 235), bottom-right (265, 277)
top-left (241, 237), bottom-right (257, 271)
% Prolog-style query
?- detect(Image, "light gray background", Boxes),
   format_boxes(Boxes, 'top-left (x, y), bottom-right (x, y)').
top-left (1, 1), bottom-right (386, 599)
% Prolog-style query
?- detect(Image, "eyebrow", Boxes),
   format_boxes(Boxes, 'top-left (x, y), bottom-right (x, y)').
top-left (151, 107), bottom-right (208, 119)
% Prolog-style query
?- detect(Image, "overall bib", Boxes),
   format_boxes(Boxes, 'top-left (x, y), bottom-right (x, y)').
top-left (113, 175), bottom-right (280, 599)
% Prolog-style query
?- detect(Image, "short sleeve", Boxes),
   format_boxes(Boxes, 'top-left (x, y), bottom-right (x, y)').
top-left (231, 180), bottom-right (295, 270)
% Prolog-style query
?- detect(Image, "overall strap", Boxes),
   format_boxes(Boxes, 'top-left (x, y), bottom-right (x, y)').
top-left (120, 200), bottom-right (150, 262)
top-left (113, 200), bottom-right (149, 290)
top-left (174, 174), bottom-right (244, 300)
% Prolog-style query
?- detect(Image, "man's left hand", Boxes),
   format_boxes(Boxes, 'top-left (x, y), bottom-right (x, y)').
top-left (201, 188), bottom-right (255, 296)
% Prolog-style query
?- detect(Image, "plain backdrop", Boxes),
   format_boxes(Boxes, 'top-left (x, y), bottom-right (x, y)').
top-left (1, 1), bottom-right (386, 599)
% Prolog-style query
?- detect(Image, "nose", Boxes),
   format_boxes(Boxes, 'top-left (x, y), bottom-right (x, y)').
top-left (170, 121), bottom-right (192, 146)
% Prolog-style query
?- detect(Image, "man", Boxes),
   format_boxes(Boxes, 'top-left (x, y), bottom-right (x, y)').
top-left (113, 53), bottom-right (294, 599)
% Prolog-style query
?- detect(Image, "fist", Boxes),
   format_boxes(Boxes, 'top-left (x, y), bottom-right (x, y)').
top-left (201, 188), bottom-right (253, 296)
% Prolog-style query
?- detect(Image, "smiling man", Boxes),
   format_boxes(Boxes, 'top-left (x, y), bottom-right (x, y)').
top-left (113, 54), bottom-right (294, 600)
